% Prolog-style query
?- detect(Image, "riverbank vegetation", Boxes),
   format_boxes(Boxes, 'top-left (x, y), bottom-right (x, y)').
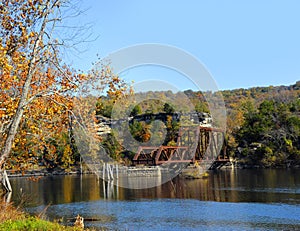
top-left (0, 201), bottom-right (83, 231)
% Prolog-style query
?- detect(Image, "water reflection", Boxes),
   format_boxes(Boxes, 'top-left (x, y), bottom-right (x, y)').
top-left (9, 168), bottom-right (300, 206)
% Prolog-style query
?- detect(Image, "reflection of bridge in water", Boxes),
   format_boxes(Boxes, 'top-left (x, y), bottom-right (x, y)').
top-left (101, 170), bottom-right (236, 200)
top-left (97, 112), bottom-right (229, 170)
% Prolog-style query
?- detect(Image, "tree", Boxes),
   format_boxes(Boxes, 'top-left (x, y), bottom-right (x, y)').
top-left (163, 103), bottom-right (175, 114)
top-left (0, 1), bottom-right (55, 171)
top-left (130, 104), bottom-right (142, 117)
top-left (236, 99), bottom-right (300, 166)
top-left (0, 0), bottom-right (127, 191)
top-left (0, 2), bottom-right (90, 192)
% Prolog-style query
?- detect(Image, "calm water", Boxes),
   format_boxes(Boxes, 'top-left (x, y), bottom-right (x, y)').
top-left (9, 169), bottom-right (300, 230)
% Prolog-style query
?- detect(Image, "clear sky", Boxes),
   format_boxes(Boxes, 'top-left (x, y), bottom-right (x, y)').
top-left (65, 0), bottom-right (300, 91)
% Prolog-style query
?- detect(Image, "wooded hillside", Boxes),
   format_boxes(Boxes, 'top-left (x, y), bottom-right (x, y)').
top-left (98, 81), bottom-right (300, 167)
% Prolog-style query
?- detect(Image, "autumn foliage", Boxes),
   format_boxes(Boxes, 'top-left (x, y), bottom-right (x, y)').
top-left (0, 0), bottom-right (129, 172)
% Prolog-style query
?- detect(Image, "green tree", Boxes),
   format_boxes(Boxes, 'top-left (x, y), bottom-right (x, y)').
top-left (163, 103), bottom-right (175, 114)
top-left (130, 105), bottom-right (142, 117)
top-left (236, 99), bottom-right (300, 166)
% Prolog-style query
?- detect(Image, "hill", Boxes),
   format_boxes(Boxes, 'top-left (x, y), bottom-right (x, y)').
top-left (97, 81), bottom-right (300, 167)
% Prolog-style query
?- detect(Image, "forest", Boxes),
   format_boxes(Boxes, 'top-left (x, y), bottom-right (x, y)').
top-left (90, 81), bottom-right (300, 168)
top-left (223, 82), bottom-right (300, 167)
top-left (0, 1), bottom-right (299, 173)
top-left (2, 72), bottom-right (300, 171)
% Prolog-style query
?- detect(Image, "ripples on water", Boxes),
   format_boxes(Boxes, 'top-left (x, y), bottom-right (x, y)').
top-left (32, 200), bottom-right (300, 231)
top-left (10, 169), bottom-right (300, 230)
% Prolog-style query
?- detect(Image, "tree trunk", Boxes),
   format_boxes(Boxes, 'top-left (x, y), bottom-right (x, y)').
top-left (0, 1), bottom-right (52, 190)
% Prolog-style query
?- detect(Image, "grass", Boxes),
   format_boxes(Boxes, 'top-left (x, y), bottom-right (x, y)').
top-left (0, 201), bottom-right (84, 231)
top-left (0, 217), bottom-right (82, 231)
top-left (0, 200), bottom-right (25, 223)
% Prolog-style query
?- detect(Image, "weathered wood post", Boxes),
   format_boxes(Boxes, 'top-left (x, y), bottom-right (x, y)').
top-left (106, 164), bottom-right (111, 180)
top-left (115, 164), bottom-right (119, 179)
top-left (109, 164), bottom-right (113, 180)
top-left (0, 170), bottom-right (12, 195)
top-left (102, 163), bottom-right (106, 180)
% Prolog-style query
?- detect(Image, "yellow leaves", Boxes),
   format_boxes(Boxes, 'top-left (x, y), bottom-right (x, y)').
top-left (13, 75), bottom-right (19, 82)
top-left (0, 44), bottom-right (7, 54)
top-left (29, 125), bottom-right (38, 132)
top-left (29, 31), bottom-right (35, 38)
top-left (47, 108), bottom-right (54, 116)
top-left (4, 64), bottom-right (13, 72)
top-left (0, 45), bottom-right (12, 73)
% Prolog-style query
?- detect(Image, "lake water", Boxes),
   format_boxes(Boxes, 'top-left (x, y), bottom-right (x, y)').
top-left (9, 169), bottom-right (300, 230)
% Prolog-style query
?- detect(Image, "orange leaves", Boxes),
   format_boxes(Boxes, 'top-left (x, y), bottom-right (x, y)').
top-left (0, 44), bottom-right (12, 73)
top-left (26, 175), bottom-right (42, 182)
top-left (7, 95), bottom-right (73, 167)
top-left (0, 0), bottom-right (133, 171)
top-left (0, 0), bottom-right (47, 59)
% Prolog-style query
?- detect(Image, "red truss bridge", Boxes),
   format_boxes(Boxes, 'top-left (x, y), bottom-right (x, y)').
top-left (132, 126), bottom-right (229, 170)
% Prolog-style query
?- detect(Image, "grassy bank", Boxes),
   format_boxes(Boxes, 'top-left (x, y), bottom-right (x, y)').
top-left (0, 201), bottom-right (83, 231)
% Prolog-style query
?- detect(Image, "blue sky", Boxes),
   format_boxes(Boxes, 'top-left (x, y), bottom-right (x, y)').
top-left (65, 0), bottom-right (300, 91)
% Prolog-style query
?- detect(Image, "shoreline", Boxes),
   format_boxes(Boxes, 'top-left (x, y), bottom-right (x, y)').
top-left (5, 162), bottom-right (300, 178)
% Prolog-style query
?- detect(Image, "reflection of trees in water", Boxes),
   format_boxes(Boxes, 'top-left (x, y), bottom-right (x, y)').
top-left (9, 169), bottom-right (300, 205)
top-left (10, 171), bottom-right (236, 203)
top-left (70, 169), bottom-right (300, 203)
